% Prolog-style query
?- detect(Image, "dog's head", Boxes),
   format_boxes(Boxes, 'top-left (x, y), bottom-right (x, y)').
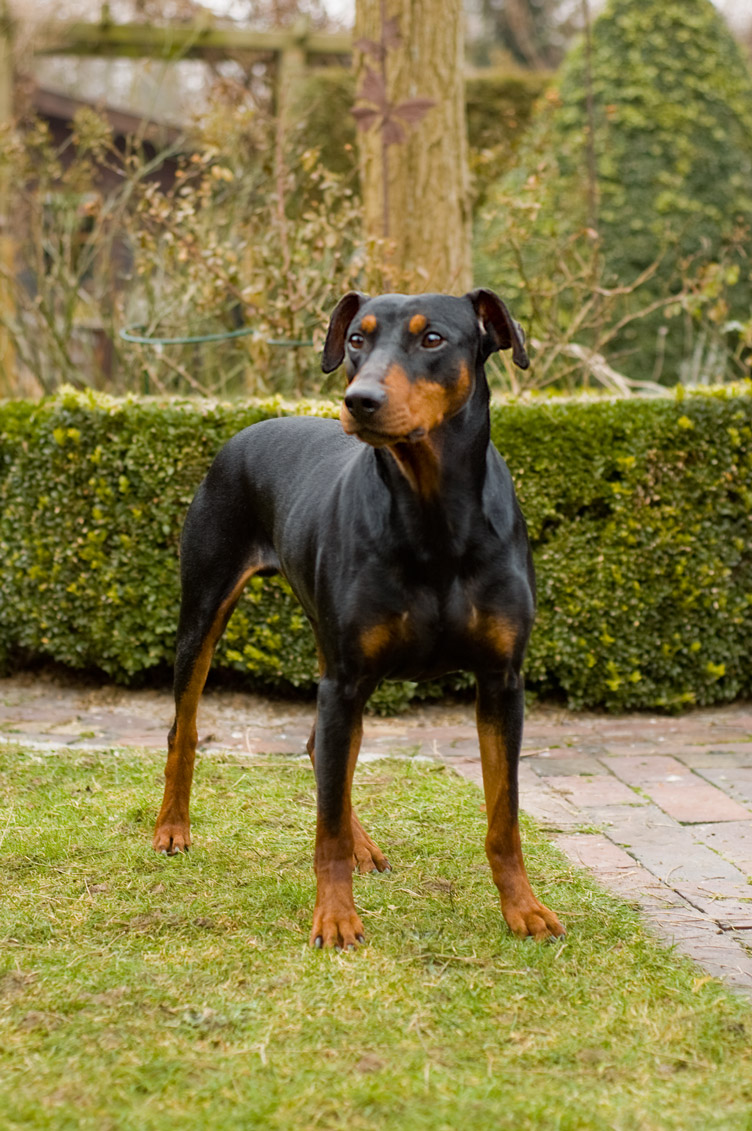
top-left (321, 290), bottom-right (528, 447)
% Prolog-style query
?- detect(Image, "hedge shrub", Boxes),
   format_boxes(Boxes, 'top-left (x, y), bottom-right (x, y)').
top-left (1, 387), bottom-right (750, 712)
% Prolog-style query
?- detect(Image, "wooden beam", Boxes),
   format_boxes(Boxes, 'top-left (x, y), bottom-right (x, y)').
top-left (276, 18), bottom-right (308, 124)
top-left (37, 22), bottom-right (352, 62)
top-left (0, 0), bottom-right (15, 393)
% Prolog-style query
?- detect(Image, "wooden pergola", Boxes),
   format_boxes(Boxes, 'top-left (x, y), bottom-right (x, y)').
top-left (0, 2), bottom-right (352, 386)
top-left (35, 10), bottom-right (351, 121)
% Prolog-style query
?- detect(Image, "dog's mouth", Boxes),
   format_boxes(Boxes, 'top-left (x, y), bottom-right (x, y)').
top-left (340, 404), bottom-right (426, 447)
top-left (346, 422), bottom-right (427, 447)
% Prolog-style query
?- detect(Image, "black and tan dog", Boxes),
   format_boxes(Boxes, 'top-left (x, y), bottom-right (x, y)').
top-left (153, 289), bottom-right (565, 948)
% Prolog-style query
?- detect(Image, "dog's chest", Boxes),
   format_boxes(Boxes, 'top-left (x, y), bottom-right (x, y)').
top-left (357, 579), bottom-right (523, 678)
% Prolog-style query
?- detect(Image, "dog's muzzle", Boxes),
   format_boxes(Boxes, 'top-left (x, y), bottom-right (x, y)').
top-left (343, 382), bottom-right (387, 425)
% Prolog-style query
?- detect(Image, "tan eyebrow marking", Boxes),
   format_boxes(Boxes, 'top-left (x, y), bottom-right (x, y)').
top-left (361, 314), bottom-right (378, 333)
top-left (409, 313), bottom-right (427, 335)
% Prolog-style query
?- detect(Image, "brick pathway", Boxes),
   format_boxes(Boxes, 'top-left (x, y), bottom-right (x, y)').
top-left (2, 673), bottom-right (752, 995)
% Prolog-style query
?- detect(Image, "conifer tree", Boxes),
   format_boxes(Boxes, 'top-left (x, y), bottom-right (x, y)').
top-left (481, 0), bottom-right (752, 381)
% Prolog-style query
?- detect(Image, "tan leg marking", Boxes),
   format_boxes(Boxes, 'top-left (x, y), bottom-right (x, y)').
top-left (468, 609), bottom-right (519, 658)
top-left (310, 726), bottom-right (366, 949)
top-left (477, 715), bottom-right (564, 940)
top-left (153, 566), bottom-right (257, 855)
top-left (359, 612), bottom-right (411, 661)
top-left (307, 718), bottom-right (390, 877)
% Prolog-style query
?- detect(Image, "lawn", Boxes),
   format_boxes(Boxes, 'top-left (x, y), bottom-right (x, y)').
top-left (1, 743), bottom-right (751, 1130)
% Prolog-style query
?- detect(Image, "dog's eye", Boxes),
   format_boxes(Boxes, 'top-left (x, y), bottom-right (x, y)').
top-left (422, 331), bottom-right (444, 349)
top-left (348, 333), bottom-right (365, 350)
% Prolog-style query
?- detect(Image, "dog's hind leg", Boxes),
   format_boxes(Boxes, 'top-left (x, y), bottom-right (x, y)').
top-left (307, 716), bottom-right (390, 876)
top-left (154, 485), bottom-right (277, 855)
top-left (307, 638), bottom-right (390, 876)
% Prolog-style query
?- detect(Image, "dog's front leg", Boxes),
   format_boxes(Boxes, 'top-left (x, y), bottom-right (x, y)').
top-left (310, 676), bottom-right (368, 949)
top-left (476, 672), bottom-right (565, 940)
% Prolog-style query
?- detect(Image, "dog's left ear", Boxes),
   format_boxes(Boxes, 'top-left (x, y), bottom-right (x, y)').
top-left (466, 288), bottom-right (529, 370)
top-left (321, 291), bottom-right (370, 373)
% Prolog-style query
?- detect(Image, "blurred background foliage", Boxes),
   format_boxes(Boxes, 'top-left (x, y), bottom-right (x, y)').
top-left (1, 0), bottom-right (751, 709)
top-left (0, 0), bottom-right (750, 398)
top-left (475, 0), bottom-right (752, 390)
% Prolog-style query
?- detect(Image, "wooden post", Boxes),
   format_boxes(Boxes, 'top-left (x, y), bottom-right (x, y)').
top-left (276, 18), bottom-right (309, 129)
top-left (0, 0), bottom-right (14, 394)
top-left (354, 0), bottom-right (472, 294)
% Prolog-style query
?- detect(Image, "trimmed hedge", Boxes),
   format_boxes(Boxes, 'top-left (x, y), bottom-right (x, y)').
top-left (0, 387), bottom-right (750, 712)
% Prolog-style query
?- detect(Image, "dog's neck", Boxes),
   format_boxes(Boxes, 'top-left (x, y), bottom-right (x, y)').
top-left (373, 368), bottom-right (491, 556)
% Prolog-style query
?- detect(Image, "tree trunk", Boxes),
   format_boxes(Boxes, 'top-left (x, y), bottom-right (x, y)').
top-left (354, 0), bottom-right (472, 294)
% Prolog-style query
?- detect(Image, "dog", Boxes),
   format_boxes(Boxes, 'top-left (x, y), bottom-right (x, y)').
top-left (153, 289), bottom-right (565, 948)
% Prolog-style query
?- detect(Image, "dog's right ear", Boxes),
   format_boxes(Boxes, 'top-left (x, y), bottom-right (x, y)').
top-left (321, 292), bottom-right (370, 374)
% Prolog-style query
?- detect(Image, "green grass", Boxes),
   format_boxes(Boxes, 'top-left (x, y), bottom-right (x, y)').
top-left (2, 744), bottom-right (752, 1130)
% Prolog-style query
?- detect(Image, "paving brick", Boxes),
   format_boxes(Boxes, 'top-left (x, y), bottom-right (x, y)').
top-left (645, 779), bottom-right (751, 824)
top-left (602, 804), bottom-right (746, 886)
top-left (517, 762), bottom-right (540, 790)
top-left (402, 725), bottom-right (478, 746)
top-left (105, 731), bottom-right (162, 749)
top-left (673, 881), bottom-right (752, 929)
top-left (581, 802), bottom-right (676, 836)
top-left (526, 755), bottom-right (611, 777)
top-left (604, 755), bottom-right (752, 823)
top-left (522, 738), bottom-right (558, 752)
top-left (603, 753), bottom-right (690, 785)
top-left (546, 774), bottom-right (645, 808)
top-left (676, 748), bottom-right (752, 769)
top-left (516, 773), bottom-right (582, 831)
top-left (696, 766), bottom-right (752, 807)
top-left (554, 832), bottom-right (637, 872)
top-left (244, 738), bottom-right (308, 755)
top-left (437, 738), bottom-right (480, 758)
top-left (553, 834), bottom-right (695, 914)
top-left (702, 713), bottom-right (752, 734)
top-left (522, 727), bottom-right (579, 746)
top-left (444, 757), bottom-right (483, 788)
top-left (552, 833), bottom-right (669, 903)
top-left (693, 821), bottom-right (752, 874)
top-left (648, 909), bottom-right (752, 995)
top-left (600, 741), bottom-right (667, 756)
top-left (598, 726), bottom-right (658, 738)
top-left (524, 746), bottom-right (583, 761)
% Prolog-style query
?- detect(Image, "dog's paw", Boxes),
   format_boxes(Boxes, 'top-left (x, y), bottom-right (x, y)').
top-left (310, 898), bottom-right (366, 950)
top-left (153, 820), bottom-right (191, 855)
top-left (351, 814), bottom-right (391, 875)
top-left (502, 896), bottom-right (565, 941)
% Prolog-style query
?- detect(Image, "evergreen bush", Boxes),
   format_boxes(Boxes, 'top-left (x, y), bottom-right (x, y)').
top-left (479, 0), bottom-right (752, 384)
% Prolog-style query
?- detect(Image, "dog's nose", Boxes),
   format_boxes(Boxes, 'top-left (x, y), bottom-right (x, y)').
top-left (344, 384), bottom-right (387, 422)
